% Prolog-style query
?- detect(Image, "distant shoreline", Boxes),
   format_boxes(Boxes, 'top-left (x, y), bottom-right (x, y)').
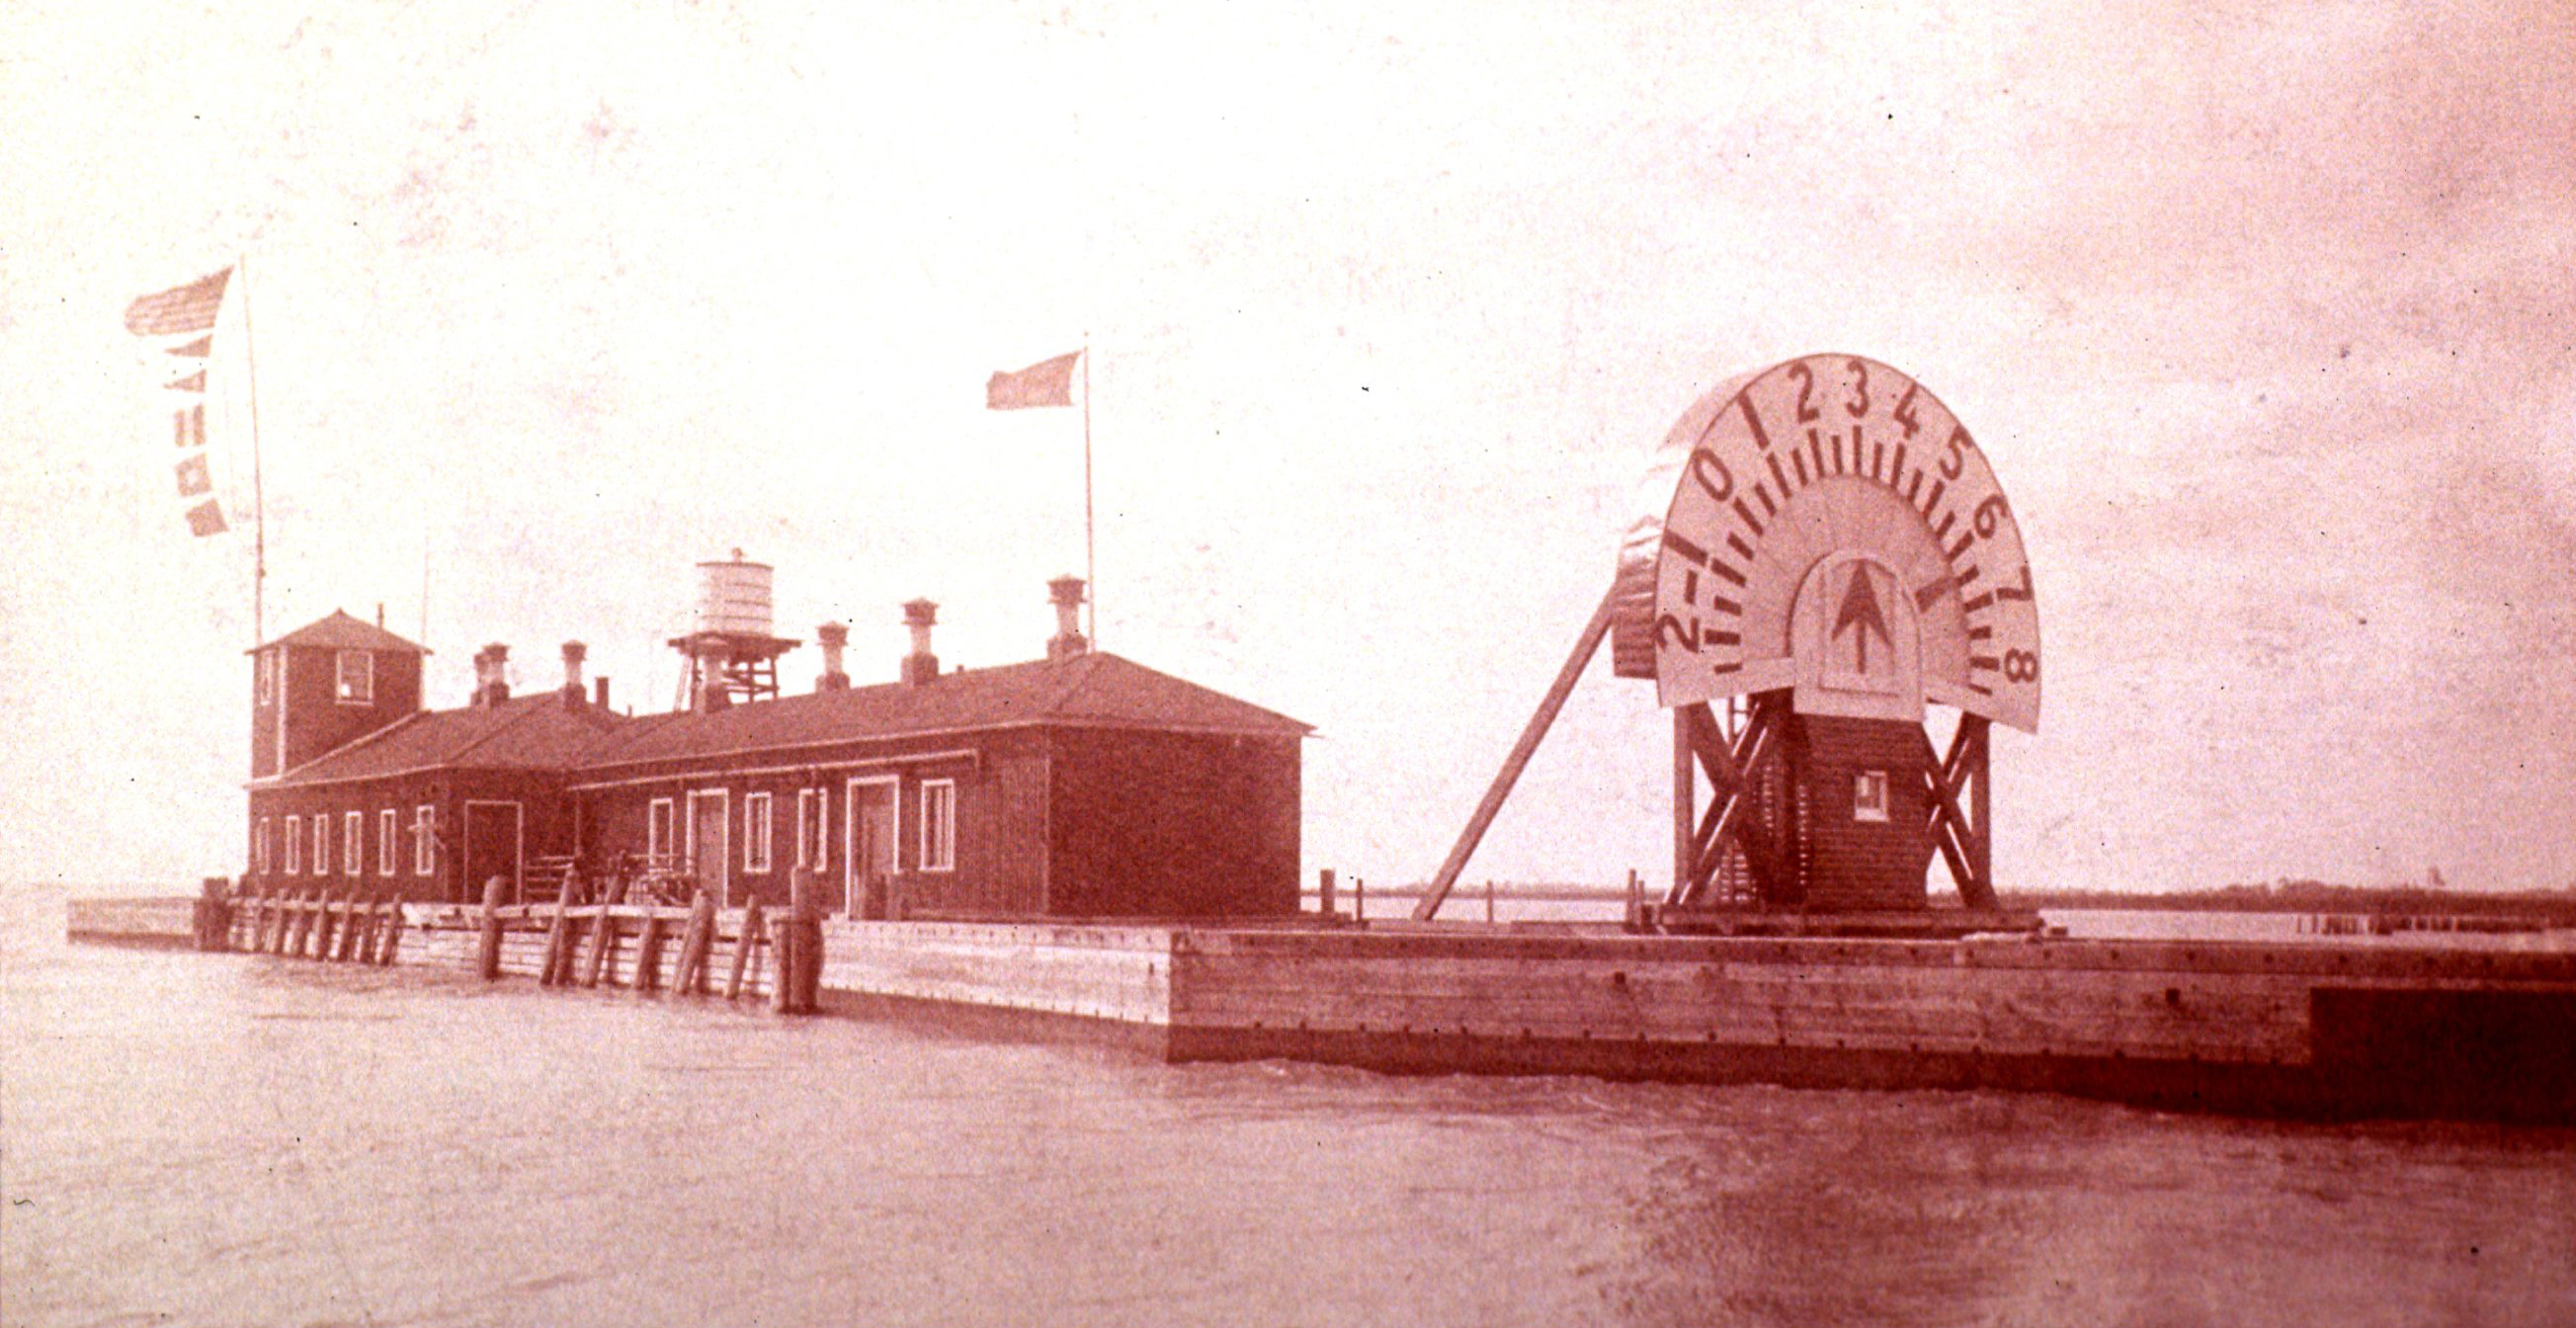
top-left (1309, 880), bottom-right (2576, 921)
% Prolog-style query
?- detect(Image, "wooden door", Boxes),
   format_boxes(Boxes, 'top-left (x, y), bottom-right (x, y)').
top-left (844, 779), bottom-right (896, 919)
top-left (689, 790), bottom-right (731, 905)
top-left (460, 801), bottom-right (524, 904)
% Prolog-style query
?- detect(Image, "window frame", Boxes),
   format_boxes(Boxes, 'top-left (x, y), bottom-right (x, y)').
top-left (918, 779), bottom-right (956, 873)
top-left (335, 649), bottom-right (374, 706)
top-left (313, 814), bottom-right (329, 874)
top-left (413, 804), bottom-right (436, 876)
top-left (1853, 770), bottom-right (1891, 824)
top-left (795, 787), bottom-right (828, 872)
top-left (744, 791), bottom-right (774, 874)
top-left (378, 809), bottom-right (397, 875)
top-left (285, 815), bottom-right (302, 874)
top-left (647, 797), bottom-right (676, 869)
top-left (342, 810), bottom-right (362, 873)
top-left (255, 817), bottom-right (272, 874)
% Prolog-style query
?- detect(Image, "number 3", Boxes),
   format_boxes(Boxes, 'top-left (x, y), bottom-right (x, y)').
top-left (1845, 359), bottom-right (1870, 418)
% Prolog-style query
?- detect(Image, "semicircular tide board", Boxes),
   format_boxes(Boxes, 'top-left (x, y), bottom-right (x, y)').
top-left (1611, 355), bottom-right (2041, 734)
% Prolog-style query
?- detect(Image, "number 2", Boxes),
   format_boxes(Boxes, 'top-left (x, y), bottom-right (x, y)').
top-left (1789, 362), bottom-right (1819, 423)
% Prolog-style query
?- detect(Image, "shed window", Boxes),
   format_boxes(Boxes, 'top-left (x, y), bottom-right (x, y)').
top-left (413, 804), bottom-right (436, 875)
top-left (1854, 771), bottom-right (1890, 823)
top-left (313, 815), bottom-right (329, 874)
top-left (378, 809), bottom-right (397, 874)
top-left (647, 797), bottom-right (675, 869)
top-left (796, 788), bottom-right (827, 871)
top-left (343, 811), bottom-right (362, 873)
top-left (255, 817), bottom-right (272, 874)
top-left (286, 816), bottom-right (302, 873)
top-left (744, 791), bottom-right (774, 873)
top-left (255, 650), bottom-right (276, 706)
top-left (920, 780), bottom-right (956, 872)
top-left (336, 650), bottom-right (374, 705)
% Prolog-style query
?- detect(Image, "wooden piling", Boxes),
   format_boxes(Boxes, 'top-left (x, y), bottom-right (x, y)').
top-left (1319, 869), bottom-right (1336, 918)
top-left (319, 892), bottom-right (346, 961)
top-left (291, 891), bottom-right (317, 958)
top-left (352, 897), bottom-right (380, 964)
top-left (1355, 876), bottom-right (1366, 925)
top-left (672, 889), bottom-right (714, 996)
top-left (1485, 877), bottom-right (1495, 926)
top-left (475, 875), bottom-right (509, 981)
top-left (580, 900), bottom-right (616, 988)
top-left (195, 877), bottom-right (231, 952)
top-left (337, 894), bottom-right (365, 962)
top-left (540, 877), bottom-right (578, 987)
top-left (783, 868), bottom-right (822, 1014)
top-left (635, 911), bottom-right (668, 993)
top-left (376, 901), bottom-right (404, 965)
top-left (727, 897), bottom-right (765, 1001)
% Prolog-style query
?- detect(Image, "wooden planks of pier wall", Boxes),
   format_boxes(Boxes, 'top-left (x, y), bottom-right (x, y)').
top-left (1160, 930), bottom-right (2576, 1121)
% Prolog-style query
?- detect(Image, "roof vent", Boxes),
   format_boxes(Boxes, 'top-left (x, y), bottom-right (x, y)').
top-left (1046, 576), bottom-right (1089, 661)
top-left (560, 641), bottom-right (587, 708)
top-left (817, 622), bottom-right (851, 692)
top-left (900, 600), bottom-right (939, 686)
top-left (472, 643), bottom-right (511, 707)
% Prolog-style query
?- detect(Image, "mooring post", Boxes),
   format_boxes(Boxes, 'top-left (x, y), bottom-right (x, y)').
top-left (310, 890), bottom-right (336, 959)
top-left (772, 880), bottom-right (802, 1015)
top-left (580, 897), bottom-right (616, 988)
top-left (338, 893), bottom-right (365, 962)
top-left (1624, 869), bottom-right (1645, 933)
top-left (731, 897), bottom-right (767, 1002)
top-left (1318, 869), bottom-right (1336, 919)
top-left (296, 890), bottom-right (320, 958)
top-left (377, 900), bottom-right (404, 965)
top-left (354, 895), bottom-right (381, 964)
top-left (674, 888), bottom-right (714, 996)
top-left (540, 873), bottom-right (577, 987)
top-left (1485, 877), bottom-right (1495, 926)
top-left (476, 875), bottom-right (508, 981)
top-left (789, 866), bottom-right (823, 1014)
top-left (1355, 876), bottom-right (1365, 925)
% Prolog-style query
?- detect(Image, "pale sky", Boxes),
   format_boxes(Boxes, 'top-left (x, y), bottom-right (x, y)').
top-left (2, 1), bottom-right (2569, 893)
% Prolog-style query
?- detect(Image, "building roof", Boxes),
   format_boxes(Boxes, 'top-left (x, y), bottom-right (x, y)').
top-left (257, 690), bottom-right (630, 788)
top-left (576, 650), bottom-right (1311, 772)
top-left (247, 610), bottom-right (430, 655)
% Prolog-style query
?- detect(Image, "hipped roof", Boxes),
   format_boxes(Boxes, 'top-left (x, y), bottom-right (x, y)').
top-left (248, 610), bottom-right (429, 655)
top-left (257, 651), bottom-right (1308, 788)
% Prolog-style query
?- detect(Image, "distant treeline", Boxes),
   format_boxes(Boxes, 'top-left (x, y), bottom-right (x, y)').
top-left (1996, 880), bottom-right (2576, 921)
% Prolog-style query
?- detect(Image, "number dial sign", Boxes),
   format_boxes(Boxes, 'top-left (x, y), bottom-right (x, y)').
top-left (1609, 355), bottom-right (2041, 733)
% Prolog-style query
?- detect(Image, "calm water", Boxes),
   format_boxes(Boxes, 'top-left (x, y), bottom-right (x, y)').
top-left (7, 885), bottom-right (2574, 1328)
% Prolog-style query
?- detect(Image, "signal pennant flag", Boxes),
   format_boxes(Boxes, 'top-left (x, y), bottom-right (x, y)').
top-left (183, 499), bottom-right (229, 538)
top-left (175, 453), bottom-right (212, 496)
top-left (173, 403), bottom-right (205, 449)
top-left (165, 369), bottom-right (207, 393)
top-left (986, 351), bottom-right (1080, 409)
top-left (124, 267), bottom-right (232, 336)
top-left (167, 336), bottom-right (212, 358)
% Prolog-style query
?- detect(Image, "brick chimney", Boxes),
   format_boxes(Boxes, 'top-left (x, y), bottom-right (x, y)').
top-left (559, 641), bottom-right (587, 708)
top-left (1046, 576), bottom-right (1089, 661)
top-left (472, 643), bottom-right (511, 707)
top-left (816, 622), bottom-right (851, 692)
top-left (900, 599), bottom-right (939, 685)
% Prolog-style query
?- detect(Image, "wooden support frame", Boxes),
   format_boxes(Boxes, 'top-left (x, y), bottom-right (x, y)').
top-left (1666, 691), bottom-right (1795, 909)
top-left (1921, 714), bottom-right (1997, 909)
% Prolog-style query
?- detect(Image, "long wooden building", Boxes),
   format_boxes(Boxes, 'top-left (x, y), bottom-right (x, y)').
top-left (242, 580), bottom-right (1310, 920)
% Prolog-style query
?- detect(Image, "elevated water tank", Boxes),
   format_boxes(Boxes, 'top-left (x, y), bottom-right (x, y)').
top-left (695, 551), bottom-right (775, 637)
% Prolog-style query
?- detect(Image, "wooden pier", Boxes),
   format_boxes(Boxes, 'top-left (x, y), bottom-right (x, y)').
top-left (65, 892), bottom-right (2576, 1124)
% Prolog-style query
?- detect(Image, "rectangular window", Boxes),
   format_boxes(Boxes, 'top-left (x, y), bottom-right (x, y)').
top-left (256, 650), bottom-right (276, 706)
top-left (796, 788), bottom-right (828, 871)
top-left (648, 797), bottom-right (675, 868)
top-left (378, 809), bottom-right (397, 874)
top-left (1853, 771), bottom-right (1890, 823)
top-left (343, 811), bottom-right (362, 872)
top-left (286, 815), bottom-right (302, 873)
top-left (255, 817), bottom-right (272, 874)
top-left (919, 779), bottom-right (956, 872)
top-left (744, 791), bottom-right (774, 873)
top-left (336, 649), bottom-right (374, 705)
top-left (413, 804), bottom-right (436, 875)
top-left (313, 815), bottom-right (329, 874)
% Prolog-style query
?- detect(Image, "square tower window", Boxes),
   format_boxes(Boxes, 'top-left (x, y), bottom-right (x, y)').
top-left (336, 650), bottom-right (374, 705)
top-left (1853, 771), bottom-right (1890, 823)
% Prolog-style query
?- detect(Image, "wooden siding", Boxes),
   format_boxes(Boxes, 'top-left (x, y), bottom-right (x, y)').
top-left (1044, 728), bottom-right (1300, 918)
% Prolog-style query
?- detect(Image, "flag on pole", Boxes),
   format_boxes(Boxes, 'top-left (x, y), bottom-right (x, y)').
top-left (175, 453), bottom-right (212, 496)
top-left (124, 268), bottom-right (232, 336)
top-left (986, 351), bottom-right (1081, 409)
top-left (184, 499), bottom-right (229, 537)
top-left (173, 403), bottom-right (205, 449)
top-left (167, 336), bottom-right (212, 358)
top-left (165, 370), bottom-right (207, 393)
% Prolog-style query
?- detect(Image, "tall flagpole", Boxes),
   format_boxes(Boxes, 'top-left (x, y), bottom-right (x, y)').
top-left (239, 251), bottom-right (268, 646)
top-left (1082, 339), bottom-right (1095, 644)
